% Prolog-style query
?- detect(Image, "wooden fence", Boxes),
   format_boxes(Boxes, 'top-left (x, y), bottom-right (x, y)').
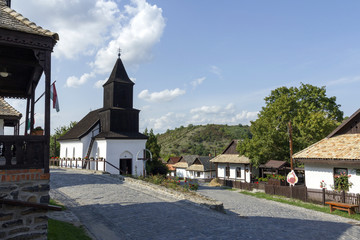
top-left (50, 158), bottom-right (106, 172)
top-left (219, 178), bottom-right (360, 212)
top-left (218, 179), bottom-right (266, 191)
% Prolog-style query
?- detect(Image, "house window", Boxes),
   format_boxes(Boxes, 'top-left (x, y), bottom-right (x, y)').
top-left (225, 166), bottom-right (230, 177)
top-left (65, 148), bottom-right (68, 158)
top-left (73, 147), bottom-right (75, 158)
top-left (197, 172), bottom-right (200, 177)
top-left (334, 168), bottom-right (348, 190)
top-left (334, 168), bottom-right (348, 177)
top-left (236, 167), bottom-right (241, 178)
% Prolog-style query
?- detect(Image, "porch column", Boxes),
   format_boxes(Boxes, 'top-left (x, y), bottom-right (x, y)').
top-left (43, 51), bottom-right (51, 173)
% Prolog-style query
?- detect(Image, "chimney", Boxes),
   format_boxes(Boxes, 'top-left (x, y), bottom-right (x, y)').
top-left (6, 0), bottom-right (11, 7)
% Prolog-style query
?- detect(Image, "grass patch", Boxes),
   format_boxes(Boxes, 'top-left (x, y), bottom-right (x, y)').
top-left (49, 199), bottom-right (66, 211)
top-left (240, 191), bottom-right (360, 221)
top-left (48, 218), bottom-right (91, 240)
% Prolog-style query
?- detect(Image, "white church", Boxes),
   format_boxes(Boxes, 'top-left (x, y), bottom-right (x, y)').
top-left (58, 55), bottom-right (148, 175)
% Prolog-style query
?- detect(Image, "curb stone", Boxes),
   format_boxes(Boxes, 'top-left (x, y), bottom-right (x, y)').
top-left (120, 176), bottom-right (225, 213)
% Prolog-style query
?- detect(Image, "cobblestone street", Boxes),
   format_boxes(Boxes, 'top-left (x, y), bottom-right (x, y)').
top-left (49, 169), bottom-right (360, 240)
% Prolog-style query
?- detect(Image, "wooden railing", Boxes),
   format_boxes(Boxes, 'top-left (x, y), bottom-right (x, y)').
top-left (50, 157), bottom-right (127, 175)
top-left (50, 157), bottom-right (106, 172)
top-left (0, 136), bottom-right (46, 170)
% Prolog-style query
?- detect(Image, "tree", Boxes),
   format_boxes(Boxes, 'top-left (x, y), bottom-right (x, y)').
top-left (237, 83), bottom-right (343, 167)
top-left (50, 121), bottom-right (77, 158)
top-left (143, 128), bottom-right (168, 175)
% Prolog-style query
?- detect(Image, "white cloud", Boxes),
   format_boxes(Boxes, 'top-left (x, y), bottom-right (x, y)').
top-left (66, 72), bottom-right (95, 88)
top-left (234, 111), bottom-right (259, 122)
top-left (189, 104), bottom-right (258, 125)
top-left (326, 76), bottom-right (360, 86)
top-left (138, 88), bottom-right (186, 102)
top-left (18, 0), bottom-right (120, 59)
top-left (142, 104), bottom-right (258, 133)
top-left (190, 105), bottom-right (221, 114)
top-left (15, 0), bottom-right (165, 88)
top-left (94, 79), bottom-right (107, 88)
top-left (92, 0), bottom-right (166, 74)
top-left (190, 77), bottom-right (205, 89)
top-left (210, 65), bottom-right (223, 80)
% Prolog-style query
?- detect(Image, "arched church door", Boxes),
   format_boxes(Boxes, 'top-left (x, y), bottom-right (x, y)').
top-left (119, 158), bottom-right (132, 175)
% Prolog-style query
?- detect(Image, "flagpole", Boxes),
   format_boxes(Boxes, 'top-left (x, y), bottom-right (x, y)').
top-left (34, 81), bottom-right (56, 104)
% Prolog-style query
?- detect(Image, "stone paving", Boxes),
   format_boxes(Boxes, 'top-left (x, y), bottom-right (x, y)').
top-left (48, 168), bottom-right (360, 240)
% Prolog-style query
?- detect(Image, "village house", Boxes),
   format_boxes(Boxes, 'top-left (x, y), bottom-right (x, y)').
top-left (58, 54), bottom-right (148, 175)
top-left (293, 108), bottom-right (360, 193)
top-left (166, 156), bottom-right (181, 177)
top-left (186, 156), bottom-right (216, 180)
top-left (173, 155), bottom-right (198, 178)
top-left (211, 140), bottom-right (254, 183)
top-left (0, 0), bottom-right (59, 238)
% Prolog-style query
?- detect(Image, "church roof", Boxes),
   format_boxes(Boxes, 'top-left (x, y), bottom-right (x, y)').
top-left (58, 109), bottom-right (101, 140)
top-left (0, 97), bottom-right (22, 118)
top-left (0, 1), bottom-right (59, 40)
top-left (103, 57), bottom-right (134, 86)
top-left (95, 131), bottom-right (147, 140)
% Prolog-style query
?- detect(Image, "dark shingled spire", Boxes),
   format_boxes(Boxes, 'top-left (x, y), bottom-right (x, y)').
top-left (103, 57), bottom-right (134, 86)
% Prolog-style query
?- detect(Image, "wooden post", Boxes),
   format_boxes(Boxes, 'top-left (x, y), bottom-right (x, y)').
top-left (96, 159), bottom-right (98, 171)
top-left (322, 188), bottom-right (326, 205)
top-left (24, 97), bottom-right (30, 135)
top-left (342, 190), bottom-right (346, 203)
top-left (288, 120), bottom-right (293, 171)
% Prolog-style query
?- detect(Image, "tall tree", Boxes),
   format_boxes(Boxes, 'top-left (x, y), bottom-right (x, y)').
top-left (237, 83), bottom-right (343, 167)
top-left (144, 128), bottom-right (167, 175)
top-left (50, 121), bottom-right (77, 158)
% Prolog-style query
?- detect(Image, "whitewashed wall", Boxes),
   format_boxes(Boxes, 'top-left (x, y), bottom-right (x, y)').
top-left (81, 123), bottom-right (100, 158)
top-left (176, 168), bottom-right (187, 178)
top-left (305, 163), bottom-right (360, 194)
top-left (0, 119), bottom-right (4, 135)
top-left (59, 141), bottom-right (83, 159)
top-left (103, 139), bottom-right (146, 175)
top-left (217, 163), bottom-right (251, 182)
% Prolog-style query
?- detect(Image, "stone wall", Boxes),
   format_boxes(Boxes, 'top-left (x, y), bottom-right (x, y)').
top-left (0, 169), bottom-right (50, 240)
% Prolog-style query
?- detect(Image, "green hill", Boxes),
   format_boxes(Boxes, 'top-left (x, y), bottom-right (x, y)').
top-left (157, 124), bottom-right (251, 159)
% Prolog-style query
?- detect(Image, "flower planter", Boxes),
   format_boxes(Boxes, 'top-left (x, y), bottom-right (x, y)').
top-left (31, 130), bottom-right (44, 135)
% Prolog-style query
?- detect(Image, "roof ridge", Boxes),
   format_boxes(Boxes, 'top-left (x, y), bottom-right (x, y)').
top-left (2, 5), bottom-right (59, 40)
top-left (0, 97), bottom-right (22, 117)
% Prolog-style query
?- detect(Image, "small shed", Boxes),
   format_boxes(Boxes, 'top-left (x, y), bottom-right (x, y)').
top-left (259, 160), bottom-right (289, 177)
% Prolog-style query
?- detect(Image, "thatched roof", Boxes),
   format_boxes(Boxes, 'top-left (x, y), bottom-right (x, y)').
top-left (293, 133), bottom-right (360, 161)
top-left (173, 162), bottom-right (188, 169)
top-left (210, 154), bottom-right (250, 164)
top-left (186, 164), bottom-right (204, 171)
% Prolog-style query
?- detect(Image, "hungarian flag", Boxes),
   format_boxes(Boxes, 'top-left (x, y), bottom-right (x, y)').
top-left (50, 83), bottom-right (60, 112)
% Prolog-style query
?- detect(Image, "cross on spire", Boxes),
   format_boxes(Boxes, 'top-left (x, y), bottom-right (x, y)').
top-left (118, 48), bottom-right (121, 58)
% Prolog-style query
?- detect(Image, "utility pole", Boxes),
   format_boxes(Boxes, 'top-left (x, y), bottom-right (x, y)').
top-left (288, 120), bottom-right (293, 171)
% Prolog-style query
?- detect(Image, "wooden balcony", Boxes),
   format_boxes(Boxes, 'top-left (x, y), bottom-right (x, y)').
top-left (0, 136), bottom-right (48, 172)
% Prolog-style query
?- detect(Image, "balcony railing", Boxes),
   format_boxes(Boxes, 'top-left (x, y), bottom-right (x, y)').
top-left (0, 136), bottom-right (46, 170)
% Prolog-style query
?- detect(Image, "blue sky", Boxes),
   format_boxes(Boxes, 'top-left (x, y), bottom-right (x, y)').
top-left (6, 0), bottom-right (360, 134)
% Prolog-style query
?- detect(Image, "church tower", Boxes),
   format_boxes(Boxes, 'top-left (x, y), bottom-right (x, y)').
top-left (103, 56), bottom-right (134, 109)
top-left (99, 55), bottom-right (141, 134)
